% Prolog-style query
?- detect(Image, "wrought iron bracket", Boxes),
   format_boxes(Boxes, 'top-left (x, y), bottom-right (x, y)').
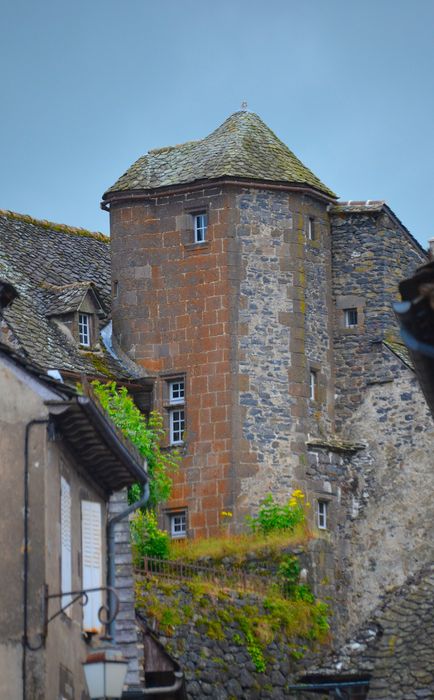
top-left (24, 585), bottom-right (120, 650)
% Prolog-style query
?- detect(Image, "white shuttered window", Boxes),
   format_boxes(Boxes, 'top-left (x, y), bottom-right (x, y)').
top-left (60, 477), bottom-right (72, 614)
top-left (81, 500), bottom-right (103, 632)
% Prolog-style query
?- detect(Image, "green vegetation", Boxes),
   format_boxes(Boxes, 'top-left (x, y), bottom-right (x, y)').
top-left (135, 576), bottom-right (329, 672)
top-left (92, 381), bottom-right (179, 559)
top-left (169, 526), bottom-right (309, 564)
top-left (130, 509), bottom-right (170, 560)
top-left (92, 381), bottom-right (180, 508)
top-left (82, 352), bottom-right (116, 378)
top-left (246, 491), bottom-right (307, 535)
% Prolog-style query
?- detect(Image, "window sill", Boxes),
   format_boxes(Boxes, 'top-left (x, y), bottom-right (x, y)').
top-left (184, 241), bottom-right (210, 253)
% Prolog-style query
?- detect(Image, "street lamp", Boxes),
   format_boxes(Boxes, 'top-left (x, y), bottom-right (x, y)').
top-left (83, 647), bottom-right (129, 699)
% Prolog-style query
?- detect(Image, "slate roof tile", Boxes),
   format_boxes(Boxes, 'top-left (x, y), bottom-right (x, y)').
top-left (0, 210), bottom-right (130, 379)
top-left (104, 111), bottom-right (336, 199)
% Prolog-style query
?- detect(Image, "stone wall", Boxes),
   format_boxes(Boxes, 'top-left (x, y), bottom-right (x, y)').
top-left (335, 348), bottom-right (434, 632)
top-left (235, 188), bottom-right (334, 518)
top-left (110, 185), bottom-right (335, 537)
top-left (137, 575), bottom-right (330, 700)
top-left (330, 206), bottom-right (427, 429)
top-left (110, 189), bottom-right (239, 538)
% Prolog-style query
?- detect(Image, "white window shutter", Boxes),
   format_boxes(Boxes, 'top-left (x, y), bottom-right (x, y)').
top-left (60, 477), bottom-right (72, 613)
top-left (81, 500), bottom-right (103, 632)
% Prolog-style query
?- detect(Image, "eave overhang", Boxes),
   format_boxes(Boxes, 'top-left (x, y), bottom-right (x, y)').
top-left (46, 395), bottom-right (147, 494)
top-left (101, 176), bottom-right (337, 211)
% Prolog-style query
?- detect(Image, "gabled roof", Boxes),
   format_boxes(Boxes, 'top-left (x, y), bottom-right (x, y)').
top-left (44, 281), bottom-right (105, 317)
top-left (104, 111), bottom-right (336, 199)
top-left (329, 200), bottom-right (427, 257)
top-left (0, 210), bottom-right (131, 379)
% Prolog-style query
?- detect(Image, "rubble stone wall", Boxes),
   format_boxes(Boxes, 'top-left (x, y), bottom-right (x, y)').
top-left (330, 208), bottom-right (427, 430)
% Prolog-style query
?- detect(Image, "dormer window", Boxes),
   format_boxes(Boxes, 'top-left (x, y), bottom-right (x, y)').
top-left (78, 313), bottom-right (91, 347)
top-left (193, 213), bottom-right (207, 244)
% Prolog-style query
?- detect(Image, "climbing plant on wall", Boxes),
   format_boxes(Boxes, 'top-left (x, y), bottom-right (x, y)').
top-left (92, 380), bottom-right (180, 507)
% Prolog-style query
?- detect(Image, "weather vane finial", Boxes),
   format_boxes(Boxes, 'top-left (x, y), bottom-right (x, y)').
top-left (241, 100), bottom-right (248, 111)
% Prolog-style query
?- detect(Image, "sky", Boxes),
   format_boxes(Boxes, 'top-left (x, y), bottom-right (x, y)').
top-left (1, 0), bottom-right (433, 247)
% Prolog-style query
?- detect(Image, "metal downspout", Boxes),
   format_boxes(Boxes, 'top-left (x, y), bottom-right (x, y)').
top-left (107, 483), bottom-right (150, 640)
top-left (22, 418), bottom-right (50, 700)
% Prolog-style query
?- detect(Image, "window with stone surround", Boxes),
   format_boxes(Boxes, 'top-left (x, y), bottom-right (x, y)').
top-left (344, 307), bottom-right (358, 328)
top-left (168, 510), bottom-right (187, 539)
top-left (317, 500), bottom-right (328, 530)
top-left (193, 212), bottom-right (208, 243)
top-left (307, 217), bottom-right (315, 241)
top-left (309, 369), bottom-right (319, 401)
top-left (167, 378), bottom-right (185, 445)
top-left (336, 295), bottom-right (365, 333)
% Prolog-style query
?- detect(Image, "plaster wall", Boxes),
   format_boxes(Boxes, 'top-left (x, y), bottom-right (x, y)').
top-left (0, 357), bottom-right (110, 699)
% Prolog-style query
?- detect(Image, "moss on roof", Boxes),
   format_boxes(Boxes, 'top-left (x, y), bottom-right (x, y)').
top-left (0, 210), bottom-right (109, 243)
top-left (383, 339), bottom-right (414, 370)
top-left (104, 111), bottom-right (336, 199)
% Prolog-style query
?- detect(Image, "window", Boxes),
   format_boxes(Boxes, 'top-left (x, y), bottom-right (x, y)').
top-left (317, 501), bottom-right (328, 530)
top-left (169, 511), bottom-right (187, 539)
top-left (168, 378), bottom-right (185, 445)
top-left (307, 217), bottom-right (315, 241)
top-left (344, 308), bottom-right (358, 328)
top-left (309, 369), bottom-right (318, 401)
top-left (81, 501), bottom-right (102, 632)
top-left (60, 477), bottom-right (72, 614)
top-left (169, 379), bottom-right (185, 404)
top-left (193, 213), bottom-right (208, 243)
top-left (78, 313), bottom-right (91, 346)
top-left (170, 409), bottom-right (185, 445)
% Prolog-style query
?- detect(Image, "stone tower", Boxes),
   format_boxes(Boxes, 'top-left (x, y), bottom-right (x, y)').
top-left (102, 111), bottom-right (338, 538)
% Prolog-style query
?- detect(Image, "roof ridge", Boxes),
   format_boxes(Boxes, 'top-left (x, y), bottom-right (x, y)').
top-left (0, 209), bottom-right (109, 243)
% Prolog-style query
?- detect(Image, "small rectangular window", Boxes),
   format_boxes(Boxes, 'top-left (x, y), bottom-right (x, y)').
top-left (169, 379), bottom-right (185, 404)
top-left (169, 511), bottom-right (187, 539)
top-left (307, 217), bottom-right (315, 241)
top-left (78, 313), bottom-right (91, 347)
top-left (193, 213), bottom-right (208, 243)
top-left (170, 408), bottom-right (185, 445)
top-left (344, 308), bottom-right (358, 328)
top-left (317, 501), bottom-right (328, 530)
top-left (309, 369), bottom-right (318, 401)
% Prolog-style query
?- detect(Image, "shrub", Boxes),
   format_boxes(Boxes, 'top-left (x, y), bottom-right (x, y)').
top-left (278, 555), bottom-right (300, 597)
top-left (246, 490), bottom-right (306, 535)
top-left (131, 509), bottom-right (170, 561)
top-left (92, 381), bottom-right (180, 508)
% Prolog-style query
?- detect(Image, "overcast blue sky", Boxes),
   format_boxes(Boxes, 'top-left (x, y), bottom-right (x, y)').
top-left (1, 0), bottom-right (433, 246)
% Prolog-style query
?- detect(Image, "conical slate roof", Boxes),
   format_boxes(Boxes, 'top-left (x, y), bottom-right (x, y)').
top-left (104, 111), bottom-right (336, 198)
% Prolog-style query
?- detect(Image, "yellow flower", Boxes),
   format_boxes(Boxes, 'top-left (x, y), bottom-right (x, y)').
top-left (220, 511), bottom-right (233, 518)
